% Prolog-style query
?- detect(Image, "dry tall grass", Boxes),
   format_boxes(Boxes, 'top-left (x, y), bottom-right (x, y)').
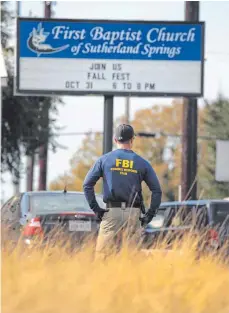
top-left (2, 235), bottom-right (229, 313)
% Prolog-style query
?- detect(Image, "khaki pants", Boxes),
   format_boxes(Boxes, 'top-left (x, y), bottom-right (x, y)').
top-left (95, 207), bottom-right (142, 259)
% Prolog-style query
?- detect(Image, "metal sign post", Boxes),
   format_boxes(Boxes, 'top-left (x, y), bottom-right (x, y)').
top-left (103, 96), bottom-right (113, 154)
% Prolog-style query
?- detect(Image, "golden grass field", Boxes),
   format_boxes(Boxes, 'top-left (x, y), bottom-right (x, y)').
top-left (2, 235), bottom-right (229, 313)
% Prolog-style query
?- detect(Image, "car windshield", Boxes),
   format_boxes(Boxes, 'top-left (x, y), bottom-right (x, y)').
top-left (211, 202), bottom-right (229, 225)
top-left (149, 204), bottom-right (208, 228)
top-left (29, 193), bottom-right (104, 214)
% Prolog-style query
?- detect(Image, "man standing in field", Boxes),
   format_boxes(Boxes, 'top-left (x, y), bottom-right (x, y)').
top-left (83, 124), bottom-right (162, 257)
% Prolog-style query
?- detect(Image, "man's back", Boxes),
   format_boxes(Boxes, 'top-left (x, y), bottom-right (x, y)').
top-left (83, 124), bottom-right (162, 258)
top-left (84, 147), bottom-right (161, 210)
top-left (101, 149), bottom-right (153, 205)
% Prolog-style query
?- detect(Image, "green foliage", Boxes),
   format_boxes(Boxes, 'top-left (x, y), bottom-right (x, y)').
top-left (1, 1), bottom-right (12, 49)
top-left (202, 94), bottom-right (229, 198)
top-left (1, 1), bottom-right (63, 179)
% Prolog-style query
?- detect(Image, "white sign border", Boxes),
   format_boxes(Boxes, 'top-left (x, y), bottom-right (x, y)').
top-left (15, 17), bottom-right (205, 98)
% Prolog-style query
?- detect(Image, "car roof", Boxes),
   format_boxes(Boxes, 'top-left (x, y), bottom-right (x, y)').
top-left (160, 199), bottom-right (229, 207)
top-left (21, 191), bottom-right (103, 197)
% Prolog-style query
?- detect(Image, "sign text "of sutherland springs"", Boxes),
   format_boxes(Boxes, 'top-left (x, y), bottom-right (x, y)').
top-left (16, 18), bottom-right (205, 97)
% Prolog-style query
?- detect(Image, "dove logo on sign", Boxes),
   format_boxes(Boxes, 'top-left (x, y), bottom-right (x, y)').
top-left (27, 23), bottom-right (69, 57)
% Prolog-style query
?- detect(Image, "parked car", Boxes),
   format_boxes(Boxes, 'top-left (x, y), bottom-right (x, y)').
top-left (143, 199), bottom-right (229, 251)
top-left (1, 191), bottom-right (105, 248)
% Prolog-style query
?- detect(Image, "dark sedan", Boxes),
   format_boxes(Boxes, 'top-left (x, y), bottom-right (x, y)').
top-left (143, 199), bottom-right (229, 251)
top-left (1, 191), bottom-right (105, 248)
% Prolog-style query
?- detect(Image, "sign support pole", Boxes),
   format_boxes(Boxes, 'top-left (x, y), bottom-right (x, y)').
top-left (181, 1), bottom-right (199, 201)
top-left (103, 96), bottom-right (113, 154)
top-left (125, 97), bottom-right (130, 124)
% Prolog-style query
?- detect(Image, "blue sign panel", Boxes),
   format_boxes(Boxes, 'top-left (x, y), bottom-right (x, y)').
top-left (19, 19), bottom-right (203, 61)
top-left (16, 18), bottom-right (205, 97)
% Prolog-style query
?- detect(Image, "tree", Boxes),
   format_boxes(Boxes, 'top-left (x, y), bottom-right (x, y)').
top-left (49, 132), bottom-right (103, 193)
top-left (201, 94), bottom-right (229, 198)
top-left (49, 97), bottom-right (213, 205)
top-left (1, 1), bottom-right (12, 49)
top-left (131, 102), bottom-right (182, 202)
top-left (49, 100), bottom-right (206, 204)
top-left (1, 1), bottom-right (62, 183)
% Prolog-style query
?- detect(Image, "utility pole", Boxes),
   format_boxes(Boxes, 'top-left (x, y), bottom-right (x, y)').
top-left (181, 1), bottom-right (199, 200)
top-left (13, 176), bottom-right (20, 194)
top-left (103, 96), bottom-right (113, 154)
top-left (26, 154), bottom-right (35, 191)
top-left (125, 97), bottom-right (130, 124)
top-left (26, 9), bottom-right (35, 191)
top-left (38, 1), bottom-right (52, 190)
top-left (1, 189), bottom-right (5, 206)
top-left (16, 1), bottom-right (21, 16)
top-left (12, 0), bottom-right (22, 195)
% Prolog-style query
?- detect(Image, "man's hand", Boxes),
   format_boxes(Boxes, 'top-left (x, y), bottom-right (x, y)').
top-left (139, 209), bottom-right (157, 227)
top-left (94, 207), bottom-right (109, 222)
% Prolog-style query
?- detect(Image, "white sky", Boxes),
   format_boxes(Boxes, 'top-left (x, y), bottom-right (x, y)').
top-left (1, 1), bottom-right (229, 202)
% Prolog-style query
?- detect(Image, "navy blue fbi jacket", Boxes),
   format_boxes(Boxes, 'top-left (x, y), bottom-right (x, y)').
top-left (83, 149), bottom-right (162, 212)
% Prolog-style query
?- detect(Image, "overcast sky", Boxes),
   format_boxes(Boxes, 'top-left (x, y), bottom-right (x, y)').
top-left (2, 1), bottom-right (229, 202)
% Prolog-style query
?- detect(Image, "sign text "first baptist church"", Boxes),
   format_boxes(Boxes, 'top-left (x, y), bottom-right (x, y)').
top-left (51, 26), bottom-right (196, 44)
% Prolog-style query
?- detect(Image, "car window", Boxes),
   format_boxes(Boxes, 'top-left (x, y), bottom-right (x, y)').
top-left (211, 202), bottom-right (229, 225)
top-left (1, 196), bottom-right (14, 210)
top-left (1, 195), bottom-right (21, 222)
top-left (1, 196), bottom-right (15, 221)
top-left (29, 193), bottom-right (103, 214)
top-left (157, 204), bottom-right (208, 228)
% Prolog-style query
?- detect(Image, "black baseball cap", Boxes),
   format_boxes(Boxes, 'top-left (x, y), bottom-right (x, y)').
top-left (114, 124), bottom-right (135, 142)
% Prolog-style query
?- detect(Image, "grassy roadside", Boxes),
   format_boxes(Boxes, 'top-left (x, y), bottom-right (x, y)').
top-left (2, 236), bottom-right (229, 313)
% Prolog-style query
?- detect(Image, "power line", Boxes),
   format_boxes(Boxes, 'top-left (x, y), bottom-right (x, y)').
top-left (54, 131), bottom-right (102, 137)
top-left (22, 131), bottom-right (227, 141)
